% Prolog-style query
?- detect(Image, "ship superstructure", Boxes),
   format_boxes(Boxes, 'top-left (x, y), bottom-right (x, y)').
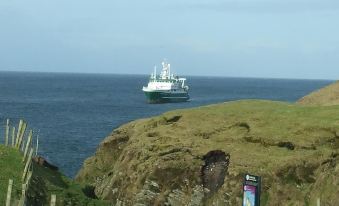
top-left (142, 60), bottom-right (189, 103)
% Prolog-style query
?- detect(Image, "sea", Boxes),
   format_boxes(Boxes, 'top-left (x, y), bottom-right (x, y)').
top-left (0, 71), bottom-right (333, 178)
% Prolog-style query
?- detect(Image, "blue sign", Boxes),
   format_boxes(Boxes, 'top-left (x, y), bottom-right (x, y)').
top-left (243, 174), bottom-right (261, 206)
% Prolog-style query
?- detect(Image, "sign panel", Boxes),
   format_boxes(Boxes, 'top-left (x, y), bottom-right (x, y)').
top-left (243, 174), bottom-right (261, 206)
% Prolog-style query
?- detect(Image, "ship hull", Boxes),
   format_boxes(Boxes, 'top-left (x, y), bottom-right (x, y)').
top-left (143, 90), bottom-right (189, 103)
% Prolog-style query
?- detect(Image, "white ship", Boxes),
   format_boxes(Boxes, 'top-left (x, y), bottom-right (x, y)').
top-left (142, 60), bottom-right (189, 103)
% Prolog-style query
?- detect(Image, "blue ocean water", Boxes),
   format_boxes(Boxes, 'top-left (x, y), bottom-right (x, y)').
top-left (0, 72), bottom-right (333, 177)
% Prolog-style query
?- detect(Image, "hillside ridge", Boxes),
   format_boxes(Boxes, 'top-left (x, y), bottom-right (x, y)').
top-left (297, 81), bottom-right (339, 106)
top-left (76, 100), bottom-right (339, 205)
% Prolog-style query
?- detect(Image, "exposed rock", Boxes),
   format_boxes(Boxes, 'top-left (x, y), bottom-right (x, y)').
top-left (135, 179), bottom-right (161, 205)
top-left (201, 150), bottom-right (230, 197)
top-left (189, 185), bottom-right (205, 206)
top-left (33, 156), bottom-right (59, 171)
top-left (76, 100), bottom-right (339, 205)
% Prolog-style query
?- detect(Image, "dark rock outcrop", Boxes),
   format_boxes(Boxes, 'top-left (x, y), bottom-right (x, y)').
top-left (33, 156), bottom-right (58, 171)
top-left (201, 150), bottom-right (230, 197)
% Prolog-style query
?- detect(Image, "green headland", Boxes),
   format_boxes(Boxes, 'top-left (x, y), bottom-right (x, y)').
top-left (76, 99), bottom-right (339, 205)
top-left (1, 81), bottom-right (339, 205)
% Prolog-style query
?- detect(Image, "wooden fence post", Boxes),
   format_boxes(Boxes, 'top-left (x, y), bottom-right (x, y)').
top-left (21, 138), bottom-right (25, 152)
top-left (17, 183), bottom-right (27, 206)
top-left (36, 134), bottom-right (39, 156)
top-left (17, 121), bottom-right (27, 149)
top-left (15, 120), bottom-right (23, 147)
top-left (11, 127), bottom-right (15, 147)
top-left (23, 130), bottom-right (33, 162)
top-left (25, 170), bottom-right (33, 186)
top-left (5, 179), bottom-right (13, 206)
top-left (18, 172), bottom-right (33, 206)
top-left (22, 148), bottom-right (34, 181)
top-left (51, 194), bottom-right (56, 206)
top-left (317, 198), bottom-right (320, 206)
top-left (5, 119), bottom-right (9, 146)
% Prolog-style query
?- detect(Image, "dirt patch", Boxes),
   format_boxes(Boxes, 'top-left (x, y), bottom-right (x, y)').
top-left (232, 122), bottom-right (250, 132)
top-left (277, 142), bottom-right (295, 150)
top-left (244, 137), bottom-right (296, 151)
top-left (201, 150), bottom-right (230, 197)
top-left (147, 132), bottom-right (159, 137)
top-left (165, 115), bottom-right (182, 123)
top-left (243, 136), bottom-right (272, 147)
top-left (243, 136), bottom-right (262, 144)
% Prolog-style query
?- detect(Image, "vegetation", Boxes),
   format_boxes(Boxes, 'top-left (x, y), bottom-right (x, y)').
top-left (0, 145), bottom-right (108, 206)
top-left (27, 161), bottom-right (109, 206)
top-left (0, 145), bottom-right (23, 204)
top-left (3, 81), bottom-right (339, 205)
top-left (298, 80), bottom-right (339, 106)
top-left (77, 100), bottom-right (339, 205)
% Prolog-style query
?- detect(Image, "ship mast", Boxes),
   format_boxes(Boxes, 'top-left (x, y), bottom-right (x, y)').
top-left (154, 65), bottom-right (157, 79)
top-left (161, 60), bottom-right (171, 79)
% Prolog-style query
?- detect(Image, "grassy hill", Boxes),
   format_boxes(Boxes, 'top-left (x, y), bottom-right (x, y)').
top-left (0, 145), bottom-right (108, 206)
top-left (4, 79), bottom-right (339, 205)
top-left (0, 145), bottom-right (23, 205)
top-left (76, 100), bottom-right (339, 205)
top-left (297, 81), bottom-right (339, 106)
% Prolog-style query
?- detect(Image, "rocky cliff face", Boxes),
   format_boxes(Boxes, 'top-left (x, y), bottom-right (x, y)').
top-left (76, 100), bottom-right (339, 205)
top-left (297, 81), bottom-right (339, 106)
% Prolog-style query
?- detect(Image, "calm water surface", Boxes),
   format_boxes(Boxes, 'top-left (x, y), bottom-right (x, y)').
top-left (0, 72), bottom-right (333, 177)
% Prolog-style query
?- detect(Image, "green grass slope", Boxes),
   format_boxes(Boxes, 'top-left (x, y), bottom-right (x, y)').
top-left (76, 100), bottom-right (339, 205)
top-left (27, 161), bottom-right (109, 206)
top-left (0, 145), bottom-right (24, 205)
top-left (297, 81), bottom-right (339, 106)
top-left (0, 145), bottom-right (108, 206)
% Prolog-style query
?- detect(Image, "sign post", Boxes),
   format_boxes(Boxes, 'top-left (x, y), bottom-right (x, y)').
top-left (243, 174), bottom-right (261, 206)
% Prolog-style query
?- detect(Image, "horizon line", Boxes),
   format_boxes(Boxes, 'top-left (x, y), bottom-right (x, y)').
top-left (0, 69), bottom-right (335, 81)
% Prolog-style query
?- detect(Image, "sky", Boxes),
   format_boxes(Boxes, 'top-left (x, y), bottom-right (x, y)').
top-left (0, 0), bottom-right (338, 79)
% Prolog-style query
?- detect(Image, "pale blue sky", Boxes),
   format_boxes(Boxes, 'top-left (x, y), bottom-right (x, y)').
top-left (0, 0), bottom-right (338, 79)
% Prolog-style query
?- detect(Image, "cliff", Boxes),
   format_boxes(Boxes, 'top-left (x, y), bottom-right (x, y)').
top-left (297, 81), bottom-right (339, 106)
top-left (76, 100), bottom-right (339, 205)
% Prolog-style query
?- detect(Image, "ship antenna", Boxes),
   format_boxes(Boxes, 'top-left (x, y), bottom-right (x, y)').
top-left (154, 65), bottom-right (157, 78)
